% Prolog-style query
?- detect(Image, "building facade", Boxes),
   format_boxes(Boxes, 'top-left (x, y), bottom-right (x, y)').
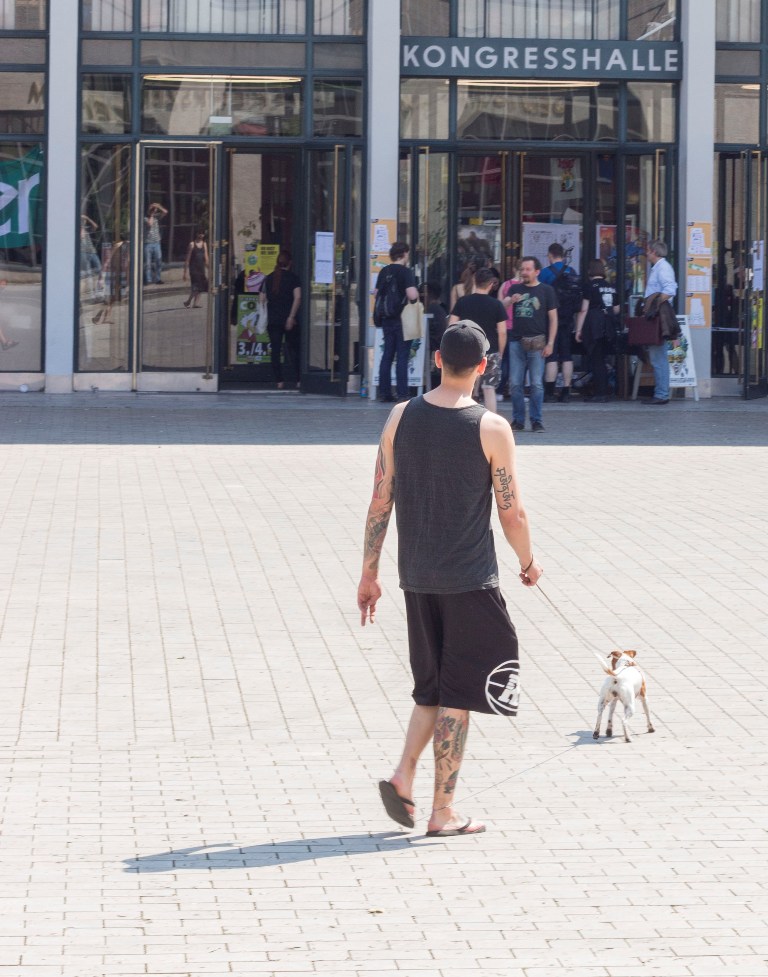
top-left (0, 0), bottom-right (765, 398)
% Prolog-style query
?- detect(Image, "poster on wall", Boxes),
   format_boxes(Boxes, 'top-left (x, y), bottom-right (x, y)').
top-left (668, 315), bottom-right (698, 400)
top-left (235, 244), bottom-right (281, 364)
top-left (369, 218), bottom-right (397, 301)
top-left (372, 330), bottom-right (426, 392)
top-left (314, 231), bottom-right (335, 285)
top-left (522, 222), bottom-right (581, 270)
top-left (684, 221), bottom-right (712, 331)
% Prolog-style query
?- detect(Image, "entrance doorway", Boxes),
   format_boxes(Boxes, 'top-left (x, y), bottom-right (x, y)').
top-left (129, 142), bottom-right (360, 395)
top-left (221, 149), bottom-right (299, 388)
top-left (400, 149), bottom-right (672, 315)
top-left (714, 151), bottom-right (768, 398)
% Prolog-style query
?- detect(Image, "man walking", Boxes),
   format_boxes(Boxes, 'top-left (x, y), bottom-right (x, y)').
top-left (357, 321), bottom-right (544, 836)
top-left (374, 242), bottom-right (420, 402)
top-left (449, 267), bottom-right (507, 412)
top-left (643, 239), bottom-right (678, 405)
top-left (505, 257), bottom-right (558, 433)
top-left (144, 202), bottom-right (168, 285)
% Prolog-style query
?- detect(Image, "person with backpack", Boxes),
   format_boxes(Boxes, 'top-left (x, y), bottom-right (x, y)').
top-left (373, 242), bottom-right (420, 402)
top-left (574, 259), bottom-right (620, 402)
top-left (539, 242), bottom-right (582, 403)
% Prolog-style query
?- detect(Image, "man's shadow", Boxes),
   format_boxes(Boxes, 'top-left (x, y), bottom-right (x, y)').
top-left (124, 832), bottom-right (428, 873)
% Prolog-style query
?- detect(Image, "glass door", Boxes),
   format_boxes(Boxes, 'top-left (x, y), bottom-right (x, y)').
top-left (303, 144), bottom-right (360, 396)
top-left (135, 143), bottom-right (219, 385)
top-left (220, 148), bottom-right (299, 386)
top-left (714, 152), bottom-right (768, 397)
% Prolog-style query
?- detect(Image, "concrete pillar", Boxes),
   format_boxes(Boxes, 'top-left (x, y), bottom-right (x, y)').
top-left (678, 0), bottom-right (716, 397)
top-left (365, 0), bottom-right (401, 356)
top-left (44, 4), bottom-right (79, 391)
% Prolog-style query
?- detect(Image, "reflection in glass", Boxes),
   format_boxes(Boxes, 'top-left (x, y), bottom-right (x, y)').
top-left (81, 74), bottom-right (132, 135)
top-left (627, 83), bottom-right (676, 142)
top-left (142, 76), bottom-right (302, 137)
top-left (141, 0), bottom-right (305, 34)
top-left (715, 0), bottom-right (760, 41)
top-left (419, 152), bottom-right (449, 294)
top-left (0, 72), bottom-right (45, 135)
top-left (314, 0), bottom-right (362, 34)
top-left (458, 0), bottom-right (619, 39)
top-left (313, 81), bottom-right (362, 137)
top-left (456, 155), bottom-right (503, 270)
top-left (225, 151), bottom-right (297, 378)
top-left (307, 150), bottom-right (342, 377)
top-left (0, 141), bottom-right (43, 371)
top-left (714, 84), bottom-right (759, 144)
top-left (81, 0), bottom-right (132, 30)
top-left (624, 154), bottom-right (669, 307)
top-left (400, 80), bottom-right (449, 140)
top-left (628, 0), bottom-right (676, 39)
top-left (0, 0), bottom-right (45, 29)
top-left (594, 154), bottom-right (618, 284)
top-left (78, 144), bottom-right (131, 372)
top-left (402, 0), bottom-right (449, 36)
top-left (457, 82), bottom-right (617, 142)
top-left (140, 146), bottom-right (212, 371)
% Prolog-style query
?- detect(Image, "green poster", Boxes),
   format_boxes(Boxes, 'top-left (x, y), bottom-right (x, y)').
top-left (0, 146), bottom-right (43, 250)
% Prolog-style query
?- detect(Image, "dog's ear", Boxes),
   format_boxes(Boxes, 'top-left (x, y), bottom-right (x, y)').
top-left (610, 650), bottom-right (622, 661)
top-left (624, 649), bottom-right (637, 658)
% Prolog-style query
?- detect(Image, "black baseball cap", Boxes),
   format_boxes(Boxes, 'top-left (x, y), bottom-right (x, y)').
top-left (440, 320), bottom-right (490, 369)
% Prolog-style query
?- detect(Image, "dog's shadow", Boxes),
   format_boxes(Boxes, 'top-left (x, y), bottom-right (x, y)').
top-left (569, 729), bottom-right (613, 745)
top-left (123, 832), bottom-right (427, 873)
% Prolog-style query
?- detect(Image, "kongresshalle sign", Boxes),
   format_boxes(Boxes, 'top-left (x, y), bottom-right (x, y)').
top-left (401, 39), bottom-right (682, 80)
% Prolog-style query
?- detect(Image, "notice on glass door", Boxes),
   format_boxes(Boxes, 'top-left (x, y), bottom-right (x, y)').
top-left (685, 221), bottom-right (712, 330)
top-left (314, 231), bottom-right (335, 285)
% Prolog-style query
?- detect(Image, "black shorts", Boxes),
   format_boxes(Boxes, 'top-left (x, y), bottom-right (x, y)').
top-left (546, 319), bottom-right (574, 364)
top-left (403, 587), bottom-right (519, 716)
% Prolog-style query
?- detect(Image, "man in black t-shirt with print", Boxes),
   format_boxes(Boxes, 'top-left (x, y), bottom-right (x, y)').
top-left (374, 242), bottom-right (419, 402)
top-left (504, 257), bottom-right (558, 433)
top-left (449, 267), bottom-right (507, 412)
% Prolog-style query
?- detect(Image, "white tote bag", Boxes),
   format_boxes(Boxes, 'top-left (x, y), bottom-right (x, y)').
top-left (401, 300), bottom-right (424, 341)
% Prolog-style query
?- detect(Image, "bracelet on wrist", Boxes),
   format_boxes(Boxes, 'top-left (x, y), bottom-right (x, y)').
top-left (521, 555), bottom-right (534, 574)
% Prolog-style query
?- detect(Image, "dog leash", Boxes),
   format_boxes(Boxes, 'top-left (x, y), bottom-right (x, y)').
top-left (534, 580), bottom-right (627, 654)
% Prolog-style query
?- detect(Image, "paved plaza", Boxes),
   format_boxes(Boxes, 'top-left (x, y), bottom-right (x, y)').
top-left (0, 391), bottom-right (767, 977)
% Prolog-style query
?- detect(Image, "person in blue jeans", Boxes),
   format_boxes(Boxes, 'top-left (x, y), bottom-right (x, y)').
top-left (643, 239), bottom-right (678, 405)
top-left (375, 242), bottom-right (420, 402)
top-left (504, 257), bottom-right (558, 433)
top-left (143, 202), bottom-right (167, 285)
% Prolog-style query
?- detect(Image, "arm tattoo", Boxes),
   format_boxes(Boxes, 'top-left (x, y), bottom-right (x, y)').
top-left (493, 466), bottom-right (516, 510)
top-left (363, 506), bottom-right (392, 574)
top-left (373, 442), bottom-right (387, 500)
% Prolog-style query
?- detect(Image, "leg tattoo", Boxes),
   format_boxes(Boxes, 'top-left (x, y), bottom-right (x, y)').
top-left (433, 707), bottom-right (469, 808)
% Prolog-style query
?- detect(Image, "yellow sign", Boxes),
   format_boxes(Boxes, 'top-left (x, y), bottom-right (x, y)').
top-left (369, 219), bottom-right (398, 320)
top-left (685, 221), bottom-right (712, 330)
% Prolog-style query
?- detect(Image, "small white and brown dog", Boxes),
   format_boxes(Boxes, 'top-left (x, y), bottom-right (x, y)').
top-left (593, 650), bottom-right (655, 743)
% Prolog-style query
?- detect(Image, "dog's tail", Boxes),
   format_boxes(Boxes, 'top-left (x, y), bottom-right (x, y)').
top-left (594, 652), bottom-right (616, 676)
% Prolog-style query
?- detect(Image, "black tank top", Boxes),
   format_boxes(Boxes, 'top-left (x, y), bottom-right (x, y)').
top-left (393, 396), bottom-right (499, 593)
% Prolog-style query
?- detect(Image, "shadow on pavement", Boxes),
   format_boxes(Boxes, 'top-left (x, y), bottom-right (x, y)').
top-left (123, 833), bottom-right (430, 872)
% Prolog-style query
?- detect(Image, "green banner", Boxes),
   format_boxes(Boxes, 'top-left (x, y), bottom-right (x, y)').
top-left (0, 146), bottom-right (43, 250)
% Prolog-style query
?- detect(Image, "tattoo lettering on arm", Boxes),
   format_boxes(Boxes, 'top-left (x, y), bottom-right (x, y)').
top-left (493, 466), bottom-right (516, 510)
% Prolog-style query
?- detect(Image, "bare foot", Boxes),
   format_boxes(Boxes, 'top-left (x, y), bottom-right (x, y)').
top-left (389, 774), bottom-right (415, 821)
top-left (426, 808), bottom-right (485, 836)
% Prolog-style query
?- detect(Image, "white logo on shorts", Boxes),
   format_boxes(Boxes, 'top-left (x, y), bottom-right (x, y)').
top-left (485, 661), bottom-right (520, 716)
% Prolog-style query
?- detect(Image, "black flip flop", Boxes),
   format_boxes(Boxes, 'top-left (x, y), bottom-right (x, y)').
top-left (425, 817), bottom-right (486, 838)
top-left (378, 780), bottom-right (415, 828)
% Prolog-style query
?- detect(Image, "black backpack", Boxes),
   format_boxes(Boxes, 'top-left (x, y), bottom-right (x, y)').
top-left (373, 267), bottom-right (406, 326)
top-left (553, 265), bottom-right (582, 322)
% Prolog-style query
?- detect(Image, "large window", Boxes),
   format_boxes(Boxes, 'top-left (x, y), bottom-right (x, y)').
top-left (0, 141), bottom-right (44, 372)
top-left (627, 82), bottom-right (676, 142)
top-left (78, 145), bottom-right (132, 373)
top-left (0, 0), bottom-right (45, 29)
top-left (81, 0), bottom-right (132, 31)
top-left (715, 83), bottom-right (760, 144)
top-left (716, 0), bottom-right (761, 42)
top-left (457, 0), bottom-right (620, 39)
top-left (456, 82), bottom-right (618, 142)
top-left (142, 0), bottom-right (304, 34)
top-left (402, 0), bottom-right (677, 40)
top-left (141, 76), bottom-right (302, 137)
